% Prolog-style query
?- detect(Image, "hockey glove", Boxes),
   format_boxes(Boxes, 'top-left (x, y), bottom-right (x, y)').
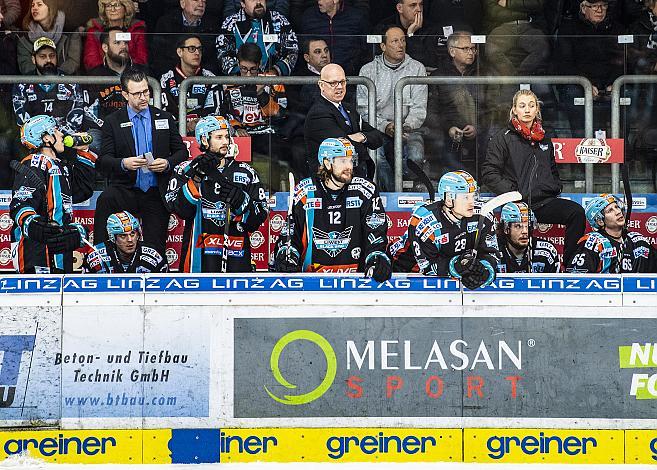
top-left (56, 146), bottom-right (79, 164)
top-left (185, 153), bottom-right (218, 179)
top-left (215, 174), bottom-right (248, 213)
top-left (275, 245), bottom-right (300, 273)
top-left (364, 252), bottom-right (392, 283)
top-left (450, 251), bottom-right (496, 290)
top-left (46, 224), bottom-right (82, 254)
top-left (24, 216), bottom-right (61, 243)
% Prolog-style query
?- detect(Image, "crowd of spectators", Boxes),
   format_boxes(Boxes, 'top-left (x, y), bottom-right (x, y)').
top-left (1, 0), bottom-right (657, 193)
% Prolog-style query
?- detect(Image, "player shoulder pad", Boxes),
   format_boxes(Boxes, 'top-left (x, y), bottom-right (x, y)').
top-left (535, 238), bottom-right (558, 254)
top-left (348, 177), bottom-right (376, 196)
top-left (581, 231), bottom-right (608, 252)
top-left (294, 177), bottom-right (317, 203)
top-left (627, 231), bottom-right (648, 243)
top-left (25, 153), bottom-right (48, 169)
top-left (173, 160), bottom-right (193, 176)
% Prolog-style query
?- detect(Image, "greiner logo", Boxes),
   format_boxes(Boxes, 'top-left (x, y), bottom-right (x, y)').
top-left (265, 330), bottom-right (336, 405)
top-left (326, 432), bottom-right (437, 460)
top-left (3, 434), bottom-right (116, 457)
top-left (486, 433), bottom-right (597, 460)
top-left (650, 437), bottom-right (657, 461)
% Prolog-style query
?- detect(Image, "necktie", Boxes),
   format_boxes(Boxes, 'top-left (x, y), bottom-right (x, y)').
top-left (338, 103), bottom-right (351, 127)
top-left (136, 115), bottom-right (151, 192)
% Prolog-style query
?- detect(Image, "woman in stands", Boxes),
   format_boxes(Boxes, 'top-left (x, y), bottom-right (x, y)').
top-left (83, 0), bottom-right (147, 71)
top-left (481, 89), bottom-right (586, 267)
top-left (17, 0), bottom-right (82, 74)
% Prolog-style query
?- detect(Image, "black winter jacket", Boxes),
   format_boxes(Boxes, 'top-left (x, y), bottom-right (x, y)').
top-left (481, 122), bottom-right (562, 208)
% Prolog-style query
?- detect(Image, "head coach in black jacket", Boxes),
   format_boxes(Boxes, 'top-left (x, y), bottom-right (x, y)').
top-left (94, 67), bottom-right (188, 255)
top-left (304, 63), bottom-right (384, 178)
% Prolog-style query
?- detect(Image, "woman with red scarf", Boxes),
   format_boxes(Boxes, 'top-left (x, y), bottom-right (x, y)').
top-left (481, 89), bottom-right (585, 266)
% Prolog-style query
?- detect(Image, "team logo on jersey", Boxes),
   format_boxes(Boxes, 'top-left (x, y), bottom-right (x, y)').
top-left (201, 198), bottom-right (228, 226)
top-left (312, 227), bottom-right (352, 257)
top-left (646, 216), bottom-right (657, 234)
top-left (351, 247), bottom-right (361, 259)
top-left (13, 186), bottom-right (36, 202)
top-left (634, 246), bottom-right (649, 259)
top-left (365, 213), bottom-right (385, 229)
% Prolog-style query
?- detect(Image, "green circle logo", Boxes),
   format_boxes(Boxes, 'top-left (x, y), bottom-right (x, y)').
top-left (265, 330), bottom-right (337, 405)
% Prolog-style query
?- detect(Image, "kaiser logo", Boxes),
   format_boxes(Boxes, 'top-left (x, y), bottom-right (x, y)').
top-left (168, 214), bottom-right (179, 231)
top-left (270, 214), bottom-right (284, 233)
top-left (0, 213), bottom-right (12, 231)
top-left (575, 138), bottom-right (612, 163)
top-left (537, 223), bottom-right (552, 234)
top-left (646, 216), bottom-right (657, 234)
top-left (165, 248), bottom-right (178, 265)
top-left (0, 248), bottom-right (11, 266)
top-left (265, 330), bottom-right (337, 405)
top-left (250, 230), bottom-right (265, 249)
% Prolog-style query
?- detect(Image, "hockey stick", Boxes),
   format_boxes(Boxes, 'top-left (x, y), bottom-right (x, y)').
top-left (462, 191), bottom-right (523, 269)
top-left (619, 160), bottom-right (633, 273)
top-left (406, 160), bottom-right (435, 202)
top-left (286, 171), bottom-right (295, 245)
top-left (81, 237), bottom-right (111, 273)
top-left (221, 205), bottom-right (230, 273)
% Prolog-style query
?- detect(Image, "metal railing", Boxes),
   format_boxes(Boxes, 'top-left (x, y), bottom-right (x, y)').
top-left (611, 75), bottom-right (657, 194)
top-left (177, 75), bottom-right (377, 170)
top-left (0, 75), bottom-right (162, 108)
top-left (393, 76), bottom-right (595, 192)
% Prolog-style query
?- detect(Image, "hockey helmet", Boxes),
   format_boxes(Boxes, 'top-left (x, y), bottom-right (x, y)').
top-left (585, 193), bottom-right (625, 229)
top-left (437, 170), bottom-right (478, 202)
top-left (195, 115), bottom-right (233, 149)
top-left (20, 115), bottom-right (58, 150)
top-left (107, 211), bottom-right (141, 243)
top-left (317, 137), bottom-right (357, 165)
top-left (501, 201), bottom-right (536, 229)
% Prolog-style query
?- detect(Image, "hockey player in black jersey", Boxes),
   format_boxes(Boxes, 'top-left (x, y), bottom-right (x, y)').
top-left (165, 115), bottom-right (268, 272)
top-left (83, 211), bottom-right (168, 273)
top-left (496, 201), bottom-right (560, 273)
top-left (274, 137), bottom-right (392, 282)
top-left (567, 194), bottom-right (657, 273)
top-left (391, 170), bottom-right (498, 289)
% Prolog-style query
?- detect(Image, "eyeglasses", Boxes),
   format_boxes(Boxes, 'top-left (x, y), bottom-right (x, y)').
top-left (239, 65), bottom-right (260, 75)
top-left (180, 45), bottom-right (203, 53)
top-left (103, 2), bottom-right (124, 10)
top-left (451, 46), bottom-right (477, 54)
top-left (126, 88), bottom-right (150, 98)
top-left (583, 3), bottom-right (608, 10)
top-left (320, 79), bottom-right (347, 88)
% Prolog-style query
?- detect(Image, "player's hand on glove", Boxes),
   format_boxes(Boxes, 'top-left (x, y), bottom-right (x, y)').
top-left (56, 146), bottom-right (79, 164)
top-left (24, 216), bottom-right (61, 243)
top-left (215, 174), bottom-right (248, 212)
top-left (186, 153), bottom-right (218, 179)
top-left (46, 224), bottom-right (83, 254)
top-left (450, 250), bottom-right (495, 290)
top-left (364, 253), bottom-right (392, 283)
top-left (275, 245), bottom-right (300, 273)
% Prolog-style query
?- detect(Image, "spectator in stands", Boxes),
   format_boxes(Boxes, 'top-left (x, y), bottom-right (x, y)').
top-left (85, 28), bottom-right (134, 153)
top-left (426, 31), bottom-right (479, 175)
top-left (481, 89), bottom-right (586, 266)
top-left (224, 0), bottom-right (288, 18)
top-left (151, 0), bottom-right (219, 76)
top-left (18, 0), bottom-right (81, 74)
top-left (629, 0), bottom-right (657, 74)
top-left (289, 0), bottom-right (368, 27)
top-left (0, 0), bottom-right (21, 28)
top-left (161, 34), bottom-right (222, 136)
top-left (216, 0), bottom-right (298, 75)
top-left (357, 26), bottom-right (427, 191)
top-left (13, 37), bottom-right (85, 134)
top-left (374, 0), bottom-right (439, 68)
top-left (300, 0), bottom-right (367, 75)
top-left (84, 0), bottom-right (148, 71)
top-left (482, 0), bottom-right (550, 76)
top-left (304, 63), bottom-right (384, 178)
top-left (94, 67), bottom-right (187, 255)
top-left (136, 0), bottom-right (223, 30)
top-left (59, 0), bottom-right (97, 32)
top-left (425, 0), bottom-right (483, 36)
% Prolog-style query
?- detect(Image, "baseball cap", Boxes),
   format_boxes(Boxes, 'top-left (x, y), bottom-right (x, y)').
top-left (33, 37), bottom-right (56, 54)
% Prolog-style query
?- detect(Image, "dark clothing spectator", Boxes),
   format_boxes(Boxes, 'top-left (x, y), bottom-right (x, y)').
top-left (0, 0), bottom-right (21, 27)
top-left (59, 0), bottom-right (97, 31)
top-left (300, 2), bottom-right (367, 75)
top-left (18, 9), bottom-right (82, 74)
top-left (556, 6), bottom-right (624, 91)
top-left (426, 0), bottom-right (483, 34)
top-left (374, 13), bottom-right (440, 68)
top-left (224, 0), bottom-right (288, 18)
top-left (94, 70), bottom-right (187, 254)
top-left (628, 6), bottom-right (657, 74)
top-left (369, 0), bottom-right (397, 28)
top-left (151, 9), bottom-right (220, 76)
top-left (482, 0), bottom-right (550, 76)
top-left (216, 8), bottom-right (298, 75)
top-left (289, 0), bottom-right (367, 27)
top-left (84, 17), bottom-right (148, 71)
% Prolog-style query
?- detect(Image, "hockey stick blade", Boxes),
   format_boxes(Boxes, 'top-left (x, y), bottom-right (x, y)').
top-left (406, 160), bottom-right (435, 202)
top-left (287, 172), bottom-right (295, 245)
top-left (480, 191), bottom-right (523, 216)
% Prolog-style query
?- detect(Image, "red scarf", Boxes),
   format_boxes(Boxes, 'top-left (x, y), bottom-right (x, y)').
top-left (511, 117), bottom-right (545, 142)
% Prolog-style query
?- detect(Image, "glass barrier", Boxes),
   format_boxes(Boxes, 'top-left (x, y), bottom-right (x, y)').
top-left (0, 25), bottom-right (655, 195)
